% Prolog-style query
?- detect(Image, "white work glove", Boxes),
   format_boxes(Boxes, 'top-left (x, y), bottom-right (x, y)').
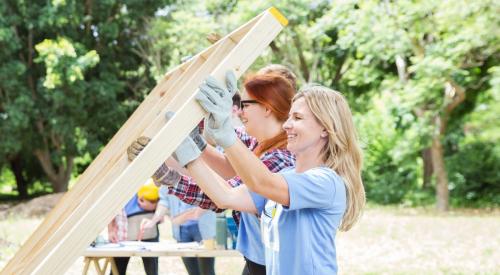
top-left (164, 112), bottom-right (205, 167)
top-left (196, 71), bottom-right (238, 149)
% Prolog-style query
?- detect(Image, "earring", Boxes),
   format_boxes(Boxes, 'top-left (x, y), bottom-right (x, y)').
top-left (321, 131), bottom-right (328, 138)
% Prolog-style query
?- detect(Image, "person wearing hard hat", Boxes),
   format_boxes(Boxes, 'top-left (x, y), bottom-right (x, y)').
top-left (107, 181), bottom-right (160, 275)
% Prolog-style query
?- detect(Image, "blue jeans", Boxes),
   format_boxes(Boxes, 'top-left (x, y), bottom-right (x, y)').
top-left (179, 223), bottom-right (215, 275)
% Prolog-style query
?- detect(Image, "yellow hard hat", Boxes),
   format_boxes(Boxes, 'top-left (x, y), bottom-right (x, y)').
top-left (137, 180), bottom-right (159, 201)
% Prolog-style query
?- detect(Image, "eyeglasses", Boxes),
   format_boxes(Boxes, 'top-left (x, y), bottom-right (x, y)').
top-left (239, 99), bottom-right (260, 110)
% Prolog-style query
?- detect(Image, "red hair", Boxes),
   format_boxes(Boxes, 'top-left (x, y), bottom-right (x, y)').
top-left (243, 73), bottom-right (295, 156)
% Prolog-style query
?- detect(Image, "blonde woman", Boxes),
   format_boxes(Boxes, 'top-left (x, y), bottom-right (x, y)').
top-left (130, 70), bottom-right (297, 275)
top-left (169, 76), bottom-right (365, 274)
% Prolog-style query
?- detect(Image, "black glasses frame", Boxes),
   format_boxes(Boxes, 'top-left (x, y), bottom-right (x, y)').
top-left (239, 99), bottom-right (260, 110)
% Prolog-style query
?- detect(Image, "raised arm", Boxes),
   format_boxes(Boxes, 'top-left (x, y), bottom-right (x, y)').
top-left (195, 72), bottom-right (291, 205)
top-left (186, 158), bottom-right (257, 213)
top-left (224, 141), bottom-right (290, 206)
top-left (200, 145), bottom-right (236, 179)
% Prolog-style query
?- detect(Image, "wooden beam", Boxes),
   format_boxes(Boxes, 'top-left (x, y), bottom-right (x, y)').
top-left (1, 7), bottom-right (286, 275)
top-left (1, 14), bottom-right (263, 275)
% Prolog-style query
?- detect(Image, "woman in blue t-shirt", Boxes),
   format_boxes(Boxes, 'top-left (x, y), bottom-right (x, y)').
top-left (127, 67), bottom-right (297, 275)
top-left (174, 75), bottom-right (365, 275)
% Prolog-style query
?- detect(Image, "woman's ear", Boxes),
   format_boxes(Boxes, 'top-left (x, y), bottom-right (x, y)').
top-left (264, 107), bottom-right (272, 117)
top-left (321, 130), bottom-right (328, 138)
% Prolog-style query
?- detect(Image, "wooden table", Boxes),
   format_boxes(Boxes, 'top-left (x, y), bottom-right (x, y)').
top-left (82, 241), bottom-right (241, 275)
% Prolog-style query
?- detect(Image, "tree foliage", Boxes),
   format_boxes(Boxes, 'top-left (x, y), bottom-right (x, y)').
top-left (0, 0), bottom-right (173, 193)
top-left (0, 0), bottom-right (498, 208)
top-left (311, 0), bottom-right (499, 209)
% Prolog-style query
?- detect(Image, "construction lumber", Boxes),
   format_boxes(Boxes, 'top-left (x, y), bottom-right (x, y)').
top-left (1, 7), bottom-right (287, 275)
top-left (0, 13), bottom-right (262, 275)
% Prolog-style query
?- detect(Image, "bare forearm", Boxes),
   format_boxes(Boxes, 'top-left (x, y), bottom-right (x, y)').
top-left (165, 157), bottom-right (189, 175)
top-left (225, 140), bottom-right (290, 205)
top-left (187, 160), bottom-right (235, 208)
top-left (201, 145), bottom-right (237, 179)
top-left (187, 159), bottom-right (257, 213)
top-left (224, 140), bottom-right (272, 189)
top-left (153, 204), bottom-right (168, 221)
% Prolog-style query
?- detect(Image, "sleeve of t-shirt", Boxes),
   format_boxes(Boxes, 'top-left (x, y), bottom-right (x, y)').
top-left (281, 167), bottom-right (339, 210)
top-left (159, 186), bottom-right (171, 208)
top-left (249, 190), bottom-right (267, 214)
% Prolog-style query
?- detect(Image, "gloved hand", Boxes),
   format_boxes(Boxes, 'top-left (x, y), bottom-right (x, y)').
top-left (164, 112), bottom-right (205, 167)
top-left (127, 135), bottom-right (181, 186)
top-left (151, 162), bottom-right (181, 187)
top-left (196, 70), bottom-right (238, 148)
top-left (127, 136), bottom-right (151, 161)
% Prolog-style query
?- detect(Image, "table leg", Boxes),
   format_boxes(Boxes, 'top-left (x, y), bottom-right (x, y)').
top-left (82, 257), bottom-right (119, 275)
top-left (82, 257), bottom-right (91, 275)
top-left (108, 258), bottom-right (119, 275)
top-left (92, 258), bottom-right (105, 275)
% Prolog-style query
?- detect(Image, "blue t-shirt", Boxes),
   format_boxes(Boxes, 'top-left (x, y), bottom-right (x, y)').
top-left (252, 167), bottom-right (346, 275)
top-left (159, 187), bottom-right (216, 241)
top-left (237, 192), bottom-right (267, 265)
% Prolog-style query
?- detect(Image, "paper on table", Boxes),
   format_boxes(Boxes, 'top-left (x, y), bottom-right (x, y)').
top-left (89, 241), bottom-right (203, 251)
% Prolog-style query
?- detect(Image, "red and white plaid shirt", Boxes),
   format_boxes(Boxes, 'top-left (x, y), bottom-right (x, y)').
top-left (110, 209), bottom-right (128, 242)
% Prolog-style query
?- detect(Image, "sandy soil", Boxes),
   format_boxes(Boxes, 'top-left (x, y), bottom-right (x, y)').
top-left (0, 195), bottom-right (499, 274)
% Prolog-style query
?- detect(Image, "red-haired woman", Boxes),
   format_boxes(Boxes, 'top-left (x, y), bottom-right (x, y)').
top-left (132, 71), bottom-right (296, 275)
top-left (169, 73), bottom-right (366, 274)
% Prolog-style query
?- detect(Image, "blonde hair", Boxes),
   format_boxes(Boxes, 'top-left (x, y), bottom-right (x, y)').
top-left (293, 85), bottom-right (365, 231)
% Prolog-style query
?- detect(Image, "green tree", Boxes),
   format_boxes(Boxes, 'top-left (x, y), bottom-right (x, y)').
top-left (145, 0), bottom-right (331, 83)
top-left (313, 0), bottom-right (499, 210)
top-left (0, 0), bottom-right (173, 193)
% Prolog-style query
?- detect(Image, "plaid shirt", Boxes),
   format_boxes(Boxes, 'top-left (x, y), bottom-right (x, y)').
top-left (168, 126), bottom-right (295, 225)
top-left (109, 209), bottom-right (128, 242)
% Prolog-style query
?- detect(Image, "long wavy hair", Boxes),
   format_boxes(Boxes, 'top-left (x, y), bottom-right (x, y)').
top-left (243, 73), bottom-right (295, 156)
top-left (293, 85), bottom-right (365, 231)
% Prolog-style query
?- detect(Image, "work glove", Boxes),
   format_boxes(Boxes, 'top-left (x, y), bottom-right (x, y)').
top-left (126, 112), bottom-right (207, 163)
top-left (127, 136), bottom-right (182, 186)
top-left (127, 136), bottom-right (151, 161)
top-left (151, 162), bottom-right (181, 187)
top-left (164, 112), bottom-right (205, 167)
top-left (196, 70), bottom-right (238, 149)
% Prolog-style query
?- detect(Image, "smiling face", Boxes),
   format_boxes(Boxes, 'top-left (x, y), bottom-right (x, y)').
top-left (283, 97), bottom-right (327, 158)
top-left (237, 90), bottom-right (268, 137)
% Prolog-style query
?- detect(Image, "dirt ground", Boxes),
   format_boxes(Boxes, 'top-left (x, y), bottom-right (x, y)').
top-left (0, 195), bottom-right (499, 274)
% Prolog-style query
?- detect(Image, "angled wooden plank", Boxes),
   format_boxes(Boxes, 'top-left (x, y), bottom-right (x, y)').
top-left (28, 8), bottom-right (286, 275)
top-left (4, 16), bottom-right (262, 275)
top-left (4, 59), bottom-right (205, 275)
top-left (1, 8), bottom-right (284, 275)
top-left (18, 39), bottom-right (238, 275)
top-left (1, 14), bottom-right (264, 274)
top-left (0, 62), bottom-right (189, 275)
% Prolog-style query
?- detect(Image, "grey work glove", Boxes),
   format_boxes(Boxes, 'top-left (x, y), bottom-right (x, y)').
top-left (196, 71), bottom-right (238, 149)
top-left (127, 136), bottom-right (151, 161)
top-left (165, 112), bottom-right (207, 152)
top-left (164, 112), bottom-right (204, 167)
top-left (151, 162), bottom-right (181, 187)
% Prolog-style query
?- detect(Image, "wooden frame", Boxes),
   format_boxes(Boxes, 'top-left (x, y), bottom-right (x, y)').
top-left (1, 7), bottom-right (287, 275)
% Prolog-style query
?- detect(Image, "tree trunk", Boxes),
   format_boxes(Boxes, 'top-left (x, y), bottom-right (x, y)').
top-left (431, 130), bottom-right (449, 211)
top-left (422, 148), bottom-right (433, 188)
top-left (34, 149), bottom-right (73, 193)
top-left (51, 178), bottom-right (69, 193)
top-left (291, 27), bottom-right (310, 81)
top-left (9, 155), bottom-right (28, 198)
top-left (430, 80), bottom-right (465, 211)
